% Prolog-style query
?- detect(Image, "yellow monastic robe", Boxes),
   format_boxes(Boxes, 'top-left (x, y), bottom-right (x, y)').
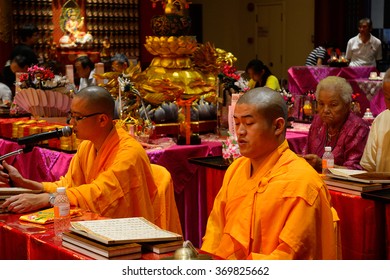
top-left (201, 140), bottom-right (336, 260)
top-left (43, 126), bottom-right (157, 221)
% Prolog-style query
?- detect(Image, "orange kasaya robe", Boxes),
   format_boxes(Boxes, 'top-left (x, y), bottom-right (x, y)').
top-left (201, 140), bottom-right (337, 260)
top-left (43, 126), bottom-right (157, 221)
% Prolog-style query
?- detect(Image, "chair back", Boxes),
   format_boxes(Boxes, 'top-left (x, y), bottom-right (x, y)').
top-left (151, 164), bottom-right (183, 235)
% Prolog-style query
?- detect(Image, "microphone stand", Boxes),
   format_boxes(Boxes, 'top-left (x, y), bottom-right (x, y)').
top-left (0, 146), bottom-right (34, 161)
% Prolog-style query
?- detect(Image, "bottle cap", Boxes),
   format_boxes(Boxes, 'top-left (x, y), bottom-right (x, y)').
top-left (56, 187), bottom-right (66, 193)
top-left (325, 146), bottom-right (332, 152)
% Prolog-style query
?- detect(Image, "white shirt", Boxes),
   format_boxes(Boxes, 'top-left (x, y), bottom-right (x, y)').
top-left (346, 34), bottom-right (382, 67)
top-left (360, 109), bottom-right (390, 172)
top-left (79, 68), bottom-right (96, 91)
top-left (0, 82), bottom-right (12, 105)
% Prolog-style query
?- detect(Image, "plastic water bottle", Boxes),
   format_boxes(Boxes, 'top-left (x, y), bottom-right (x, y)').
top-left (53, 187), bottom-right (70, 239)
top-left (322, 146), bottom-right (334, 175)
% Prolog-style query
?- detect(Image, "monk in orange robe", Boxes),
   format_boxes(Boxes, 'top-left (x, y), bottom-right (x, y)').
top-left (201, 87), bottom-right (337, 259)
top-left (0, 86), bottom-right (157, 221)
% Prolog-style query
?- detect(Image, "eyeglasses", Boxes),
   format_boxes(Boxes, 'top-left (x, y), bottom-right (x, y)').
top-left (67, 112), bottom-right (103, 123)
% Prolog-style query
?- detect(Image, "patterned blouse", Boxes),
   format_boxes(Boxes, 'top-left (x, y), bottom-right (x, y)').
top-left (303, 112), bottom-right (370, 170)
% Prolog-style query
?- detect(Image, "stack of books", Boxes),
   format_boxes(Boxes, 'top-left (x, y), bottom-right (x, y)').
top-left (324, 168), bottom-right (390, 196)
top-left (62, 217), bottom-right (183, 260)
top-left (62, 232), bottom-right (143, 260)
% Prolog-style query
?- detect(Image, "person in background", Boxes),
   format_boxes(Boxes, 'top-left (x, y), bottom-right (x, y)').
top-left (0, 86), bottom-right (157, 221)
top-left (74, 55), bottom-right (95, 90)
top-left (111, 53), bottom-right (129, 73)
top-left (346, 18), bottom-right (382, 67)
top-left (201, 87), bottom-right (337, 260)
top-left (303, 76), bottom-right (370, 171)
top-left (9, 23), bottom-right (39, 67)
top-left (305, 43), bottom-right (334, 66)
top-left (0, 83), bottom-right (13, 106)
top-left (1, 55), bottom-right (29, 94)
top-left (245, 59), bottom-right (280, 91)
top-left (360, 68), bottom-right (390, 172)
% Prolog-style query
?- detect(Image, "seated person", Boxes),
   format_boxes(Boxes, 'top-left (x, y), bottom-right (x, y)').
top-left (305, 43), bottom-right (334, 66)
top-left (111, 53), bottom-right (129, 73)
top-left (201, 87), bottom-right (336, 260)
top-left (360, 68), bottom-right (390, 171)
top-left (74, 56), bottom-right (96, 91)
top-left (1, 55), bottom-right (29, 94)
top-left (0, 86), bottom-right (157, 221)
top-left (9, 23), bottom-right (39, 67)
top-left (0, 83), bottom-right (13, 106)
top-left (245, 59), bottom-right (280, 91)
top-left (303, 76), bottom-right (370, 171)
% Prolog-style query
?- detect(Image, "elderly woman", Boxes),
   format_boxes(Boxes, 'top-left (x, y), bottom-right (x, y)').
top-left (303, 76), bottom-right (370, 171)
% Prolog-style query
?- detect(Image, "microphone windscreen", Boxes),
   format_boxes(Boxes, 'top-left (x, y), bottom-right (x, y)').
top-left (62, 126), bottom-right (73, 137)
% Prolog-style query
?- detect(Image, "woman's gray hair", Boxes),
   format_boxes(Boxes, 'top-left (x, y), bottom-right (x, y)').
top-left (315, 76), bottom-right (352, 104)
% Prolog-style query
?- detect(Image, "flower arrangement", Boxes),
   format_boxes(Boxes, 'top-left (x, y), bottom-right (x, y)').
top-left (218, 65), bottom-right (249, 93)
top-left (222, 132), bottom-right (241, 164)
top-left (17, 65), bottom-right (69, 90)
top-left (13, 65), bottom-right (72, 118)
top-left (279, 88), bottom-right (295, 106)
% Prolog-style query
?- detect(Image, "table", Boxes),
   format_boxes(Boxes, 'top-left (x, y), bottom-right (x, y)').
top-left (191, 158), bottom-right (388, 260)
top-left (0, 211), bottom-right (173, 260)
top-left (0, 129), bottom-right (308, 248)
top-left (361, 189), bottom-right (390, 260)
top-left (287, 66), bottom-right (386, 117)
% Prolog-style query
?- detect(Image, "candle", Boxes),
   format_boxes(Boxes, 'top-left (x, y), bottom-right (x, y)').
top-left (95, 62), bottom-right (105, 85)
top-left (65, 65), bottom-right (74, 84)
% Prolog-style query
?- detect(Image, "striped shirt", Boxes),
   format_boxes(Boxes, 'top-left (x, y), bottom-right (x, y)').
top-left (305, 46), bottom-right (327, 66)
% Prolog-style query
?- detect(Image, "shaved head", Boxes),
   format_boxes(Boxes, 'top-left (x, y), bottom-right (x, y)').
top-left (76, 86), bottom-right (115, 118)
top-left (237, 87), bottom-right (287, 126)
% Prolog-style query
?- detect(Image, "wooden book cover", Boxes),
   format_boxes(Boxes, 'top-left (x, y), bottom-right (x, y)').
top-left (142, 240), bottom-right (183, 254)
top-left (70, 217), bottom-right (183, 245)
top-left (62, 232), bottom-right (142, 258)
top-left (327, 185), bottom-right (362, 196)
top-left (62, 241), bottom-right (142, 260)
top-left (324, 177), bottom-right (383, 192)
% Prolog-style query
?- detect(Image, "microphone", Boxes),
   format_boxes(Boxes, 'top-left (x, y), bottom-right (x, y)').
top-left (17, 126), bottom-right (73, 146)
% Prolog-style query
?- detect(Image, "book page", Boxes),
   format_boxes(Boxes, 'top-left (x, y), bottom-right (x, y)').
top-left (328, 168), bottom-right (367, 177)
top-left (70, 217), bottom-right (182, 244)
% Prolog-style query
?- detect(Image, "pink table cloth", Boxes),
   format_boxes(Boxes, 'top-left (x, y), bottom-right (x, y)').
top-left (0, 133), bottom-right (308, 248)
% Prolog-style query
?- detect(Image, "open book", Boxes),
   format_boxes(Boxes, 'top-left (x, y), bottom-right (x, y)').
top-left (70, 217), bottom-right (182, 245)
top-left (327, 168), bottom-right (390, 184)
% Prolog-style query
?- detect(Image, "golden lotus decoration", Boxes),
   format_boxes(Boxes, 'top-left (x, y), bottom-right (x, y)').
top-left (138, 35), bottom-right (217, 105)
top-left (144, 36), bottom-right (197, 57)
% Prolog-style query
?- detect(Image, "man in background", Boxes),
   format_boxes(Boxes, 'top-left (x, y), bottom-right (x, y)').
top-left (74, 55), bottom-right (96, 90)
top-left (111, 53), bottom-right (129, 73)
top-left (346, 18), bottom-right (382, 67)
